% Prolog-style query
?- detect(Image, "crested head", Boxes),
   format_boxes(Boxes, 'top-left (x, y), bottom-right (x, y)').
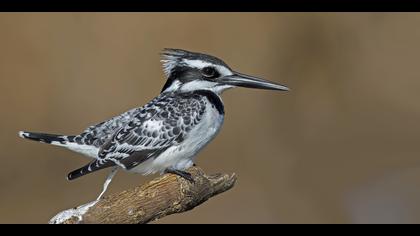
top-left (160, 48), bottom-right (232, 78)
top-left (159, 48), bottom-right (289, 94)
top-left (160, 48), bottom-right (235, 94)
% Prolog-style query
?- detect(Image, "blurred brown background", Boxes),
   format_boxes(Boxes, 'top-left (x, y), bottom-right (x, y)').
top-left (1, 13), bottom-right (420, 224)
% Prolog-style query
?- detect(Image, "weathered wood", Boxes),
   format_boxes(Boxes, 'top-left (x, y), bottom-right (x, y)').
top-left (50, 166), bottom-right (237, 224)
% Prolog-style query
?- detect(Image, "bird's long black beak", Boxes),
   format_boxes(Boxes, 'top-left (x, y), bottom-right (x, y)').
top-left (219, 72), bottom-right (289, 91)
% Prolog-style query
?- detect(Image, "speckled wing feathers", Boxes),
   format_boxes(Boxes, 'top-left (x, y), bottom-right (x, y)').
top-left (99, 93), bottom-right (206, 169)
top-left (69, 107), bottom-right (141, 148)
top-left (67, 92), bottom-right (207, 180)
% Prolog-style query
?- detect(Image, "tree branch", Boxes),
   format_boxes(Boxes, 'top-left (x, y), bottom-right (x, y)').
top-left (49, 166), bottom-right (237, 224)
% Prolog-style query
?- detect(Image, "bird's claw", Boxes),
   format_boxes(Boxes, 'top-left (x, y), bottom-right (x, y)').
top-left (165, 168), bottom-right (195, 183)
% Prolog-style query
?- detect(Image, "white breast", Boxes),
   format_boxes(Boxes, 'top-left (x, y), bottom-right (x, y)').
top-left (130, 99), bottom-right (224, 175)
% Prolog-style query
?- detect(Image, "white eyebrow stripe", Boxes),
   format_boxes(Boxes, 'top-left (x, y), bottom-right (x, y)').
top-left (182, 59), bottom-right (233, 76)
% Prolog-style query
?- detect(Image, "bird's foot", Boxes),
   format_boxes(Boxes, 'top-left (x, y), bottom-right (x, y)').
top-left (165, 168), bottom-right (195, 183)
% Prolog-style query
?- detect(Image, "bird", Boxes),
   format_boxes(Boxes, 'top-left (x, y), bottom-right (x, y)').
top-left (19, 48), bottom-right (289, 200)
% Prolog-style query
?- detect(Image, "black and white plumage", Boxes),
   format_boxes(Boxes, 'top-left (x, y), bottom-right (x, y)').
top-left (19, 48), bottom-right (288, 197)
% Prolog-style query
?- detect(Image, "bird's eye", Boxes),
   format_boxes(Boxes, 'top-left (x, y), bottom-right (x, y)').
top-left (201, 67), bottom-right (218, 78)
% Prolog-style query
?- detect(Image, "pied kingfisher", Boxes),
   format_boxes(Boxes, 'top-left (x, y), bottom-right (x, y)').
top-left (19, 48), bottom-right (289, 200)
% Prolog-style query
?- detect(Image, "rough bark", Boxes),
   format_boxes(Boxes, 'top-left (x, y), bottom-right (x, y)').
top-left (49, 166), bottom-right (237, 224)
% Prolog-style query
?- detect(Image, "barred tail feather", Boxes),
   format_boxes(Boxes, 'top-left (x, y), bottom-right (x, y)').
top-left (67, 160), bottom-right (116, 180)
top-left (18, 131), bottom-right (74, 145)
top-left (19, 131), bottom-right (99, 158)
